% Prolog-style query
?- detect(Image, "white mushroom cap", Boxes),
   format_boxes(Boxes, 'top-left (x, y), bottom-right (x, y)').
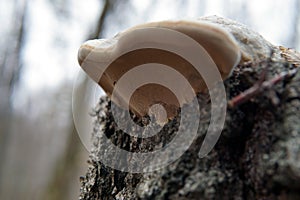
top-left (78, 19), bottom-right (241, 119)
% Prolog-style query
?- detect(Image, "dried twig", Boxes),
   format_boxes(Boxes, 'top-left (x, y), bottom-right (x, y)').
top-left (228, 68), bottom-right (298, 108)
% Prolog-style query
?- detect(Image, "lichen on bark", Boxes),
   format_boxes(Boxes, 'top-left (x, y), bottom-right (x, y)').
top-left (79, 16), bottom-right (300, 200)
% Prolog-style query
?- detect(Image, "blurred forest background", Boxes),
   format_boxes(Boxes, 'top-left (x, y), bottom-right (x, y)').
top-left (0, 0), bottom-right (299, 199)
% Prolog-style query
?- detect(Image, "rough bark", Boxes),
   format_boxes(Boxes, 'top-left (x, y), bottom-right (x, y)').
top-left (79, 16), bottom-right (300, 200)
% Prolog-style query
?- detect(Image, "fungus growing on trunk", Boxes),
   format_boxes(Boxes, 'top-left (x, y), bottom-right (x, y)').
top-left (78, 19), bottom-right (241, 120)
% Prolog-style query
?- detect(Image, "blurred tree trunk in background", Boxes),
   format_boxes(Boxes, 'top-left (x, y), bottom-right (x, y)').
top-left (90, 0), bottom-right (113, 39)
top-left (291, 0), bottom-right (300, 49)
top-left (41, 0), bottom-right (120, 199)
top-left (0, 0), bottom-right (27, 181)
top-left (224, 0), bottom-right (249, 25)
top-left (43, 124), bottom-right (86, 200)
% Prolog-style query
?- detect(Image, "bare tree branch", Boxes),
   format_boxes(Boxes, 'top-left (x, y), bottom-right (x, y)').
top-left (89, 0), bottom-right (114, 39)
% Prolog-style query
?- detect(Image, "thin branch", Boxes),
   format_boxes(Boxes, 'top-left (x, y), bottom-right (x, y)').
top-left (228, 69), bottom-right (298, 108)
top-left (89, 0), bottom-right (113, 39)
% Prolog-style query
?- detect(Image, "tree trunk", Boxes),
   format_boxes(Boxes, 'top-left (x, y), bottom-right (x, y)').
top-left (79, 16), bottom-right (300, 200)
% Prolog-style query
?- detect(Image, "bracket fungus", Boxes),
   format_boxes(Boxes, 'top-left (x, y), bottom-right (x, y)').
top-left (78, 19), bottom-right (241, 120)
